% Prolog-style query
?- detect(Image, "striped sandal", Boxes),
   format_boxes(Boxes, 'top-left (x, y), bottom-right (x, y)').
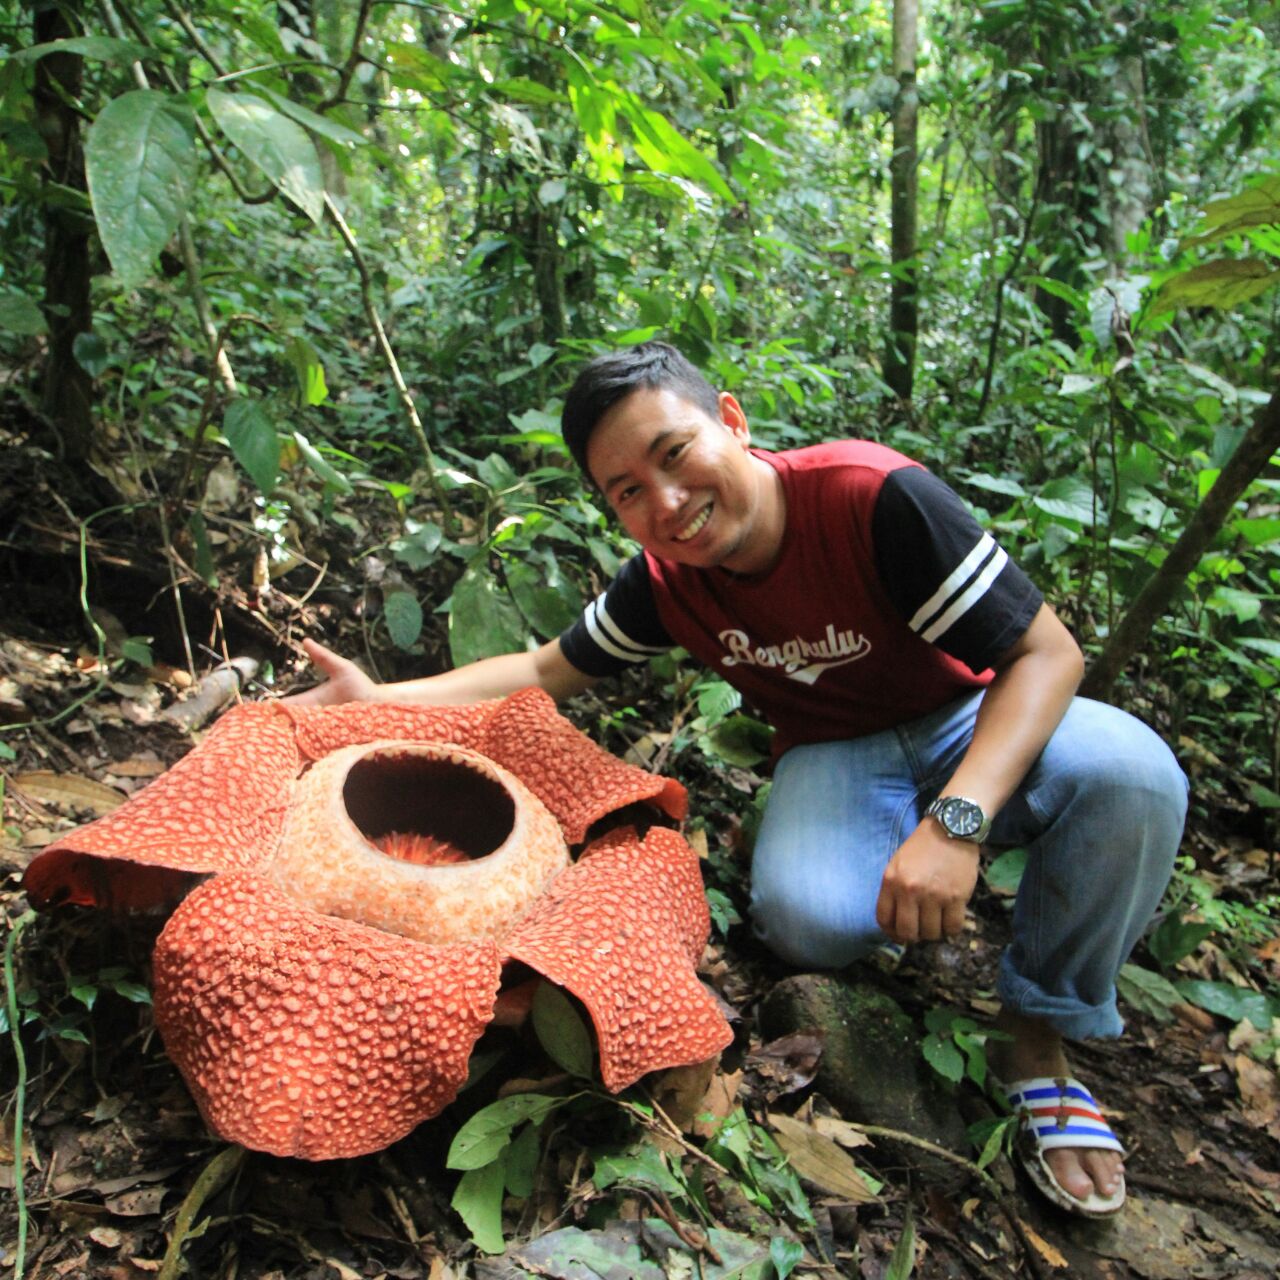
top-left (1003, 1076), bottom-right (1127, 1218)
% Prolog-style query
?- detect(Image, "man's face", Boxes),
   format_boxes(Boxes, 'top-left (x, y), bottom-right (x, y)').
top-left (585, 386), bottom-right (783, 576)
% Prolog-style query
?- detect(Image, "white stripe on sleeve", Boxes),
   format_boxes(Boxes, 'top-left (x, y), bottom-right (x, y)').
top-left (583, 596), bottom-right (669, 664)
top-left (920, 546), bottom-right (1009, 644)
top-left (908, 533), bottom-right (996, 633)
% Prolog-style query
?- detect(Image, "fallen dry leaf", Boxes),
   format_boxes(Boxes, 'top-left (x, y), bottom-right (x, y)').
top-left (692, 1069), bottom-right (743, 1139)
top-left (766, 1112), bottom-right (878, 1202)
top-left (811, 1114), bottom-right (874, 1150)
top-left (1233, 1052), bottom-right (1280, 1136)
top-left (1018, 1219), bottom-right (1068, 1269)
top-left (13, 771), bottom-right (126, 816)
top-left (745, 1032), bottom-right (823, 1100)
top-left (650, 1055), bottom-right (721, 1131)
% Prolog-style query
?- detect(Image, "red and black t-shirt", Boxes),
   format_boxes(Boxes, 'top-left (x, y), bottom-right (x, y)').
top-left (559, 441), bottom-right (1042, 756)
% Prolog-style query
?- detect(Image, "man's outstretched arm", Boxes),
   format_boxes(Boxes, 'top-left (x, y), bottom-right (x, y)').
top-left (875, 603), bottom-right (1085, 943)
top-left (283, 636), bottom-right (599, 708)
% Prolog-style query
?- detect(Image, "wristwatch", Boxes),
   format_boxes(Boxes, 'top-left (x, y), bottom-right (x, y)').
top-left (925, 795), bottom-right (991, 844)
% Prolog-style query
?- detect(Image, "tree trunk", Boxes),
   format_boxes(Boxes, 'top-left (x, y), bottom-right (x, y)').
top-left (34, 0), bottom-right (94, 461)
top-left (1083, 381), bottom-right (1280, 700)
top-left (884, 0), bottom-right (919, 404)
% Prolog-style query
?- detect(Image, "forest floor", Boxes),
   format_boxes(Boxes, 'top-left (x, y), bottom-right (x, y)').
top-left (2, 443), bottom-right (1279, 1280)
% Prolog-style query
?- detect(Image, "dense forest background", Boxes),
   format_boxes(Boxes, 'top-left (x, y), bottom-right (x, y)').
top-left (2, 0), bottom-right (1280, 1276)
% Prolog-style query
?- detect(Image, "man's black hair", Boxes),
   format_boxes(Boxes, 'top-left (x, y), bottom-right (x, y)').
top-left (560, 340), bottom-right (720, 480)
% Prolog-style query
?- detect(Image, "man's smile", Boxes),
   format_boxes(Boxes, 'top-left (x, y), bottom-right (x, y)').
top-left (673, 502), bottom-right (713, 542)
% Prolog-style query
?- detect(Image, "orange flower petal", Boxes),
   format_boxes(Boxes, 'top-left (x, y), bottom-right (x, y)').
top-left (479, 689), bottom-right (687, 843)
top-left (504, 827), bottom-right (731, 1091)
top-left (152, 871), bottom-right (502, 1159)
top-left (281, 700), bottom-right (500, 761)
top-left (23, 703), bottom-right (299, 910)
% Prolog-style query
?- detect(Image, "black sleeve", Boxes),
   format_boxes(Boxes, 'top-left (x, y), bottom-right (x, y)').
top-left (558, 553), bottom-right (674, 678)
top-left (871, 467), bottom-right (1043, 673)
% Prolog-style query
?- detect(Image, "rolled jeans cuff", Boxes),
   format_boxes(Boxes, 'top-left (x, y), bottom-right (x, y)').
top-left (996, 955), bottom-right (1125, 1041)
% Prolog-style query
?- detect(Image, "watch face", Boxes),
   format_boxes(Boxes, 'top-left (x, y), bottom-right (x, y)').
top-left (941, 798), bottom-right (984, 838)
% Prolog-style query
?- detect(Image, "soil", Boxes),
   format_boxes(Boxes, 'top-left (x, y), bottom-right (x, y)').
top-left (2, 447), bottom-right (1278, 1280)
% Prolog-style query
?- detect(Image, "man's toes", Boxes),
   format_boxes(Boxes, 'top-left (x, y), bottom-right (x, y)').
top-left (1081, 1149), bottom-right (1124, 1197)
top-left (1044, 1150), bottom-right (1096, 1201)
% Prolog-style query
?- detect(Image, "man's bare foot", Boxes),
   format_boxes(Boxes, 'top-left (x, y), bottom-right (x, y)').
top-left (991, 1010), bottom-right (1125, 1207)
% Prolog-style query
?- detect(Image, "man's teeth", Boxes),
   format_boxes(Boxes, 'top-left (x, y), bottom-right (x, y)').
top-left (674, 505), bottom-right (711, 542)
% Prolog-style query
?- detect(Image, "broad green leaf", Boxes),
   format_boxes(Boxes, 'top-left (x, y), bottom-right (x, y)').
top-left (1147, 914), bottom-right (1215, 969)
top-left (968, 1115), bottom-right (1017, 1171)
top-left (383, 590), bottom-right (423, 650)
top-left (1032, 476), bottom-right (1096, 525)
top-left (291, 431), bottom-right (352, 492)
top-left (505, 561), bottom-right (580, 639)
top-left (222, 399), bottom-right (280, 495)
top-left (593, 1146), bottom-right (686, 1197)
top-left (1233, 516), bottom-right (1280, 547)
top-left (1176, 979), bottom-right (1280, 1031)
top-left (12, 36), bottom-right (152, 64)
top-left (702, 714), bottom-right (773, 768)
top-left (85, 91), bottom-right (198, 288)
top-left (504, 1121), bottom-right (541, 1197)
top-left (384, 42), bottom-right (456, 92)
top-left (493, 76), bottom-right (564, 106)
top-left (1206, 586), bottom-right (1262, 623)
top-left (451, 1159), bottom-right (507, 1253)
top-left (285, 335), bottom-right (329, 406)
top-left (770, 1238), bottom-right (805, 1280)
top-left (390, 521), bottom-right (443, 571)
top-left (1115, 963), bottom-right (1181, 1024)
top-left (254, 86), bottom-right (367, 147)
top-left (1152, 259), bottom-right (1280, 315)
top-left (960, 471), bottom-right (1027, 499)
top-left (983, 847), bottom-right (1026, 896)
top-left (1249, 782), bottom-right (1280, 810)
top-left (1185, 176), bottom-right (1280, 246)
top-left (532, 983), bottom-right (594, 1078)
top-left (188, 511), bottom-right (217, 587)
top-left (447, 1094), bottom-right (563, 1170)
top-left (1060, 373), bottom-right (1101, 396)
top-left (922, 1033), bottom-right (964, 1084)
top-left (72, 332), bottom-right (111, 375)
top-left (624, 102), bottom-right (733, 202)
top-left (207, 86), bottom-right (324, 223)
top-left (0, 291), bottom-right (47, 335)
top-left (448, 564), bottom-right (528, 667)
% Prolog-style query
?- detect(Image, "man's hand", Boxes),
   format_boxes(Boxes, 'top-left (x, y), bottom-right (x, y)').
top-left (282, 639), bottom-right (379, 707)
top-left (875, 820), bottom-right (980, 943)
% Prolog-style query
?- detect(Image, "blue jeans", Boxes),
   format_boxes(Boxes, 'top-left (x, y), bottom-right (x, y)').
top-left (750, 692), bottom-right (1188, 1040)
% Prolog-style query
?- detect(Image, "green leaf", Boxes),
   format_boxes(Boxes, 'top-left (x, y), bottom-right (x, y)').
top-left (504, 562), bottom-right (581, 639)
top-left (448, 564), bottom-right (528, 667)
top-left (1152, 259), bottom-right (1280, 315)
top-left (1060, 373), bottom-right (1101, 396)
top-left (770, 1237), bottom-right (804, 1280)
top-left (223, 399), bottom-right (280, 495)
top-left (446, 1094), bottom-right (563, 1170)
top-left (107, 979), bottom-right (152, 1004)
top-left (284, 335), bottom-right (329, 406)
top-left (885, 1202), bottom-right (916, 1280)
top-left (86, 91), bottom-right (198, 289)
top-left (11, 35), bottom-right (153, 64)
top-left (531, 983), bottom-right (594, 1078)
top-left (1176, 979), bottom-right (1280, 1031)
top-left (1185, 176), bottom-right (1280, 246)
top-left (1115, 963), bottom-right (1181, 1024)
top-left (253, 86), bottom-right (367, 147)
top-left (188, 511), bottom-right (217, 587)
top-left (983, 847), bottom-right (1026, 896)
top-left (624, 101), bottom-right (733, 202)
top-left (504, 1122), bottom-right (541, 1197)
top-left (1032, 476), bottom-right (1097, 525)
top-left (701, 714), bottom-right (773, 768)
top-left (291, 431), bottom-right (352, 492)
top-left (451, 1159), bottom-right (508, 1253)
top-left (119, 638), bottom-right (153, 667)
top-left (206, 86), bottom-right (324, 223)
top-left (391, 521), bottom-right (443, 571)
top-left (922, 1033), bottom-right (964, 1084)
top-left (73, 332), bottom-right (111, 376)
top-left (967, 1115), bottom-right (1017, 1171)
top-left (1249, 782), bottom-right (1280, 810)
top-left (383, 590), bottom-right (423, 650)
top-left (69, 982), bottom-right (98, 1010)
top-left (1147, 914), bottom-right (1215, 969)
top-left (0, 291), bottom-right (47, 335)
top-left (593, 1145), bottom-right (686, 1198)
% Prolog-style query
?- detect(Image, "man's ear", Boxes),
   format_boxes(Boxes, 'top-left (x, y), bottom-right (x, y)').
top-left (718, 392), bottom-right (750, 444)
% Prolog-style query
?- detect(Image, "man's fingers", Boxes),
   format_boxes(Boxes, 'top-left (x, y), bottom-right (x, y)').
top-left (941, 898), bottom-right (967, 938)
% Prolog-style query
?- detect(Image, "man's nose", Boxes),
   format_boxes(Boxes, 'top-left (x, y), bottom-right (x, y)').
top-left (655, 481), bottom-right (687, 514)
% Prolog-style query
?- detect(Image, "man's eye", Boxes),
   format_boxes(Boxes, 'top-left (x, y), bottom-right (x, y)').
top-left (666, 442), bottom-right (686, 463)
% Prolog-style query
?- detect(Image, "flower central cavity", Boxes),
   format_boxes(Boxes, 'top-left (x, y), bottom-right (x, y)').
top-left (271, 741), bottom-right (570, 946)
top-left (344, 750), bottom-right (515, 865)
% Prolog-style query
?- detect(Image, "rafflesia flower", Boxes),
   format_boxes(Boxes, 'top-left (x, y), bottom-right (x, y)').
top-left (23, 690), bottom-right (733, 1160)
